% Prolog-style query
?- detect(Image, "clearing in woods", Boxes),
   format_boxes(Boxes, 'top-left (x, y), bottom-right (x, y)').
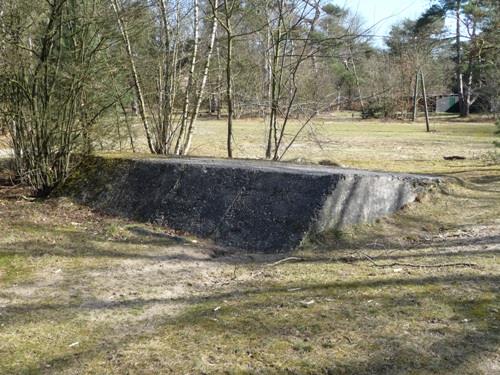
top-left (0, 116), bottom-right (499, 374)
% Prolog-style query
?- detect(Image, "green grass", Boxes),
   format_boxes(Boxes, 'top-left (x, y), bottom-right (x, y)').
top-left (1, 117), bottom-right (499, 374)
top-left (0, 254), bottom-right (34, 284)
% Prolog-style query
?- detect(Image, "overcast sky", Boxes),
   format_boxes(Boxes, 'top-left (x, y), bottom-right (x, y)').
top-left (336, 0), bottom-right (434, 45)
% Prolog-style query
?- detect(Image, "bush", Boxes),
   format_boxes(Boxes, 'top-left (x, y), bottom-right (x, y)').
top-left (362, 99), bottom-right (399, 119)
top-left (0, 0), bottom-right (111, 195)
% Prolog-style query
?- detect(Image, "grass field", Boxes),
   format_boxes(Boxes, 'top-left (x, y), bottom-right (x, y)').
top-left (0, 116), bottom-right (499, 374)
top-left (103, 113), bottom-right (498, 173)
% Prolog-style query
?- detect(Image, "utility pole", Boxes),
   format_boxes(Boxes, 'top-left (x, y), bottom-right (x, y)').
top-left (420, 71), bottom-right (430, 132)
top-left (412, 71), bottom-right (420, 122)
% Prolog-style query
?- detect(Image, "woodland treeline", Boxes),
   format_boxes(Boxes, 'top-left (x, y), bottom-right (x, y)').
top-left (0, 0), bottom-right (499, 193)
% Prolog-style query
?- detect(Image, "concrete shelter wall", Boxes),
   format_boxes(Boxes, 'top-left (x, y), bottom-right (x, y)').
top-left (64, 156), bottom-right (436, 252)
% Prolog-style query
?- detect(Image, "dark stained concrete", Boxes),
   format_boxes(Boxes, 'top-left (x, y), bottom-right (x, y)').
top-left (64, 156), bottom-right (438, 252)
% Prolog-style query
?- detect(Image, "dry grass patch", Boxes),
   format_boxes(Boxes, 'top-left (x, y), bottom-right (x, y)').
top-left (0, 118), bottom-right (499, 374)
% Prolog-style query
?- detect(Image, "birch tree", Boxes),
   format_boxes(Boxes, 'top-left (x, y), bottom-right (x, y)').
top-left (111, 0), bottom-right (154, 152)
top-left (208, 0), bottom-right (238, 158)
top-left (182, 0), bottom-right (219, 154)
top-left (112, 0), bottom-right (219, 155)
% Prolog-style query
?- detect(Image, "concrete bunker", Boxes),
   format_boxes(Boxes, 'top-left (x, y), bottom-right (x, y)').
top-left (65, 157), bottom-right (437, 252)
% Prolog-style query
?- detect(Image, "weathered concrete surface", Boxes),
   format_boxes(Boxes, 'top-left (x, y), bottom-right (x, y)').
top-left (64, 157), bottom-right (437, 252)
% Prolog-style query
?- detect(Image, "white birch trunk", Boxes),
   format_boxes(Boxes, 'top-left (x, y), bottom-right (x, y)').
top-left (175, 0), bottom-right (199, 155)
top-left (111, 0), bottom-right (154, 153)
top-left (183, 0), bottom-right (219, 155)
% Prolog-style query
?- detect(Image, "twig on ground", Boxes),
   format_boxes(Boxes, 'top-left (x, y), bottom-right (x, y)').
top-left (0, 185), bottom-right (20, 190)
top-left (20, 195), bottom-right (36, 202)
top-left (377, 262), bottom-right (477, 268)
top-left (266, 257), bottom-right (304, 267)
top-left (343, 335), bottom-right (353, 344)
top-left (360, 253), bottom-right (477, 268)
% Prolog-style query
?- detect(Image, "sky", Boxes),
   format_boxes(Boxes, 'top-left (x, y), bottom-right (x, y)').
top-left (335, 0), bottom-right (434, 46)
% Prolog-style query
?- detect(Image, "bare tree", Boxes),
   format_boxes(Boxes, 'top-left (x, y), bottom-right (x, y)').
top-left (264, 0), bottom-right (320, 160)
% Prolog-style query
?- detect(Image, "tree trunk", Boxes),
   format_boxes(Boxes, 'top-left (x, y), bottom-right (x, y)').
top-left (349, 46), bottom-right (364, 113)
top-left (111, 0), bottom-right (154, 152)
top-left (175, 0), bottom-right (199, 155)
top-left (216, 41), bottom-right (222, 120)
top-left (463, 17), bottom-right (478, 118)
top-left (421, 71), bottom-right (430, 132)
top-left (412, 71), bottom-right (420, 121)
top-left (226, 32), bottom-right (233, 158)
top-left (266, 11), bottom-right (283, 159)
top-left (183, 0), bottom-right (218, 155)
top-left (456, 0), bottom-right (466, 117)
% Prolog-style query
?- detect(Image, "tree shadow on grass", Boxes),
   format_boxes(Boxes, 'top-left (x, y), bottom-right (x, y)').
top-left (1, 220), bottom-right (222, 261)
top-left (4, 272), bottom-right (498, 374)
top-left (2, 273), bottom-right (498, 325)
top-left (469, 174), bottom-right (500, 185)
